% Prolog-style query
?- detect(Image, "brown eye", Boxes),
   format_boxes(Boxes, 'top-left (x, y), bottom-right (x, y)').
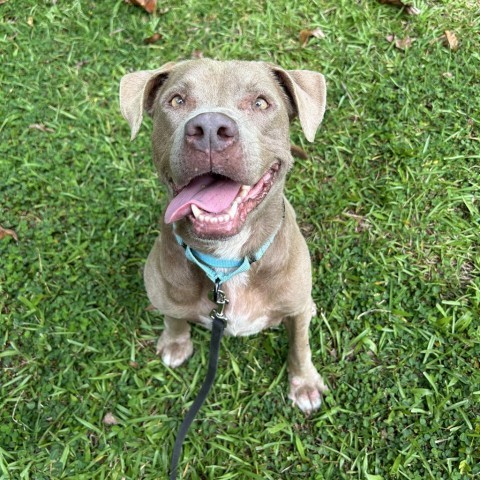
top-left (170, 95), bottom-right (185, 108)
top-left (254, 97), bottom-right (269, 110)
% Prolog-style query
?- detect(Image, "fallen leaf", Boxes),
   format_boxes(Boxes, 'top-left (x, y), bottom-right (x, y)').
top-left (102, 412), bottom-right (119, 426)
top-left (29, 123), bottom-right (54, 133)
top-left (310, 27), bottom-right (326, 39)
top-left (299, 27), bottom-right (325, 47)
top-left (0, 0), bottom-right (11, 5)
top-left (290, 144), bottom-right (308, 159)
top-left (377, 0), bottom-right (420, 14)
top-left (0, 226), bottom-right (18, 242)
top-left (27, 16), bottom-right (34, 27)
top-left (128, 0), bottom-right (157, 14)
top-left (443, 30), bottom-right (459, 51)
top-left (386, 34), bottom-right (414, 50)
top-left (143, 32), bottom-right (162, 44)
top-left (442, 72), bottom-right (453, 78)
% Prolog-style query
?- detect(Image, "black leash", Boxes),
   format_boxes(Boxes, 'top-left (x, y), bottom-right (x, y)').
top-left (168, 208), bottom-right (284, 478)
top-left (169, 281), bottom-right (228, 480)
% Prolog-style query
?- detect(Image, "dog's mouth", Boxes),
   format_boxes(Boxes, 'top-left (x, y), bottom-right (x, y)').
top-left (165, 163), bottom-right (280, 237)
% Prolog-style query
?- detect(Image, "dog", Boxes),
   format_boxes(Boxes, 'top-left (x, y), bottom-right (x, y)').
top-left (119, 59), bottom-right (327, 413)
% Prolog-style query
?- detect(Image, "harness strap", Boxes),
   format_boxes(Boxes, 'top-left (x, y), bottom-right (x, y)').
top-left (175, 234), bottom-right (276, 284)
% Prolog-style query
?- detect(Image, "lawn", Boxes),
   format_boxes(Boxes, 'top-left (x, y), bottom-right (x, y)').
top-left (1, 0), bottom-right (479, 479)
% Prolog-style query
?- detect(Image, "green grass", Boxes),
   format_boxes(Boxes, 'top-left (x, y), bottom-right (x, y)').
top-left (1, 0), bottom-right (479, 478)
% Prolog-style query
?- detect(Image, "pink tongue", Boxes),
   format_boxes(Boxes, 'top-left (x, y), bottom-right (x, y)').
top-left (165, 174), bottom-right (242, 223)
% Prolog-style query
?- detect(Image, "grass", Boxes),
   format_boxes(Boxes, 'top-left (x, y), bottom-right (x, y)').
top-left (1, 0), bottom-right (479, 478)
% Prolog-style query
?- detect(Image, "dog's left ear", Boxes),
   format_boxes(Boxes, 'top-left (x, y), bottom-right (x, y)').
top-left (271, 67), bottom-right (327, 142)
top-left (119, 62), bottom-right (176, 140)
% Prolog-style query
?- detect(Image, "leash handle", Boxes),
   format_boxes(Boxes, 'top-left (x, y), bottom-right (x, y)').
top-left (169, 285), bottom-right (228, 480)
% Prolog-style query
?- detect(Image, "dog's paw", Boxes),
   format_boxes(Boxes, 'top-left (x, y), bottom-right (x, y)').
top-left (288, 372), bottom-right (328, 414)
top-left (156, 333), bottom-right (193, 368)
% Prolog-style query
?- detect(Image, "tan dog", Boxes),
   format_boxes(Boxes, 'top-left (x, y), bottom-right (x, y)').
top-left (119, 59), bottom-right (327, 413)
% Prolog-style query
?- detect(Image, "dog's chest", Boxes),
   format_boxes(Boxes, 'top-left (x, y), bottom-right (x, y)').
top-left (197, 273), bottom-right (282, 336)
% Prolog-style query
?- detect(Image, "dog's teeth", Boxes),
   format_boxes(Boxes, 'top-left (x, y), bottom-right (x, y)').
top-left (228, 202), bottom-right (238, 217)
top-left (240, 185), bottom-right (251, 198)
top-left (191, 204), bottom-right (202, 218)
top-left (199, 214), bottom-right (206, 222)
top-left (211, 217), bottom-right (218, 224)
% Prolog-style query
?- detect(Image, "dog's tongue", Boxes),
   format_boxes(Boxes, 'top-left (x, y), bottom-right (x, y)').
top-left (165, 174), bottom-right (242, 223)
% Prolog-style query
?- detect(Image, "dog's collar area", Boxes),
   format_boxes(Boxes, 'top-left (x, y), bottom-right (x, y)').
top-left (173, 201), bottom-right (285, 286)
top-left (174, 231), bottom-right (276, 285)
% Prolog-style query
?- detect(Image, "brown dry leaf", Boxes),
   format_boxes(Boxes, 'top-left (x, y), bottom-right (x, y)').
top-left (128, 0), bottom-right (157, 14)
top-left (0, 226), bottom-right (18, 242)
top-left (444, 30), bottom-right (459, 51)
top-left (0, 0), bottom-right (10, 5)
top-left (29, 123), bottom-right (54, 133)
top-left (386, 34), bottom-right (414, 50)
top-left (143, 32), bottom-right (162, 44)
top-left (299, 27), bottom-right (325, 47)
top-left (290, 144), bottom-right (308, 159)
top-left (377, 0), bottom-right (420, 14)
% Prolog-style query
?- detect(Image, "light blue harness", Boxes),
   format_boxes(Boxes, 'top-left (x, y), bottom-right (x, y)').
top-left (173, 203), bottom-right (284, 284)
top-left (174, 229), bottom-right (278, 284)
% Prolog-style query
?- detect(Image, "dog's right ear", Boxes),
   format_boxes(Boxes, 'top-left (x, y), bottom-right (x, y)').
top-left (119, 62), bottom-right (176, 140)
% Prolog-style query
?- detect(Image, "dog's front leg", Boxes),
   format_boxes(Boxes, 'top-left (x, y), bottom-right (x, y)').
top-left (157, 316), bottom-right (194, 368)
top-left (284, 305), bottom-right (327, 414)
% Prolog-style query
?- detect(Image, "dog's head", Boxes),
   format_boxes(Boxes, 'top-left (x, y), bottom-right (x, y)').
top-left (119, 59), bottom-right (326, 240)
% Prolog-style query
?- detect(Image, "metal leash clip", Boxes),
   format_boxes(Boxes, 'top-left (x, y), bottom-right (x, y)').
top-left (208, 279), bottom-right (229, 324)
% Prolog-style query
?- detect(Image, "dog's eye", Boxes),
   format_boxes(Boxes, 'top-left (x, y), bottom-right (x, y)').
top-left (254, 97), bottom-right (269, 110)
top-left (170, 95), bottom-right (185, 108)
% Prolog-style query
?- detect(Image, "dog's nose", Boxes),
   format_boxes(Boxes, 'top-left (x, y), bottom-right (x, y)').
top-left (185, 112), bottom-right (238, 153)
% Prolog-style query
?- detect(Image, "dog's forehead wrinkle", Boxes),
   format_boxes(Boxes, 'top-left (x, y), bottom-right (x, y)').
top-left (168, 60), bottom-right (275, 104)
